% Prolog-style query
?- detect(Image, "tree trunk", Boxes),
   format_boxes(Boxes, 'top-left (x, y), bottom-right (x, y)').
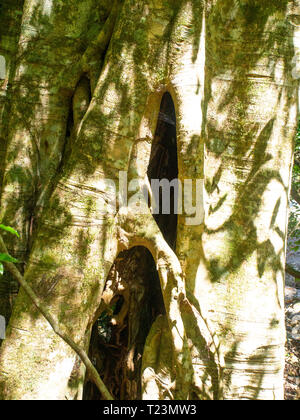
top-left (0, 0), bottom-right (299, 400)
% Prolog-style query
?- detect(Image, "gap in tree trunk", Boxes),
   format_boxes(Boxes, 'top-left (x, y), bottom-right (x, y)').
top-left (83, 247), bottom-right (165, 400)
top-left (147, 92), bottom-right (178, 250)
top-left (83, 92), bottom-right (178, 400)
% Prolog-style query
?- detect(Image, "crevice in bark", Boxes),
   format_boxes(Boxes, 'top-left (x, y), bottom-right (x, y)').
top-left (56, 0), bottom-right (121, 94)
top-left (29, 75), bottom-right (92, 259)
top-left (147, 92), bottom-right (178, 250)
top-left (61, 75), bottom-right (92, 169)
top-left (83, 246), bottom-right (165, 400)
top-left (81, 0), bottom-right (121, 76)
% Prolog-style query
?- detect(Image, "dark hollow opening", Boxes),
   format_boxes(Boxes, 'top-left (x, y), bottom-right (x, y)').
top-left (83, 92), bottom-right (178, 400)
top-left (83, 247), bottom-right (164, 400)
top-left (147, 92), bottom-right (178, 250)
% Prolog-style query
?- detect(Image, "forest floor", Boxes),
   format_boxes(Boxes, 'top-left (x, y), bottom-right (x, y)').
top-left (285, 286), bottom-right (300, 400)
top-left (284, 237), bottom-right (300, 400)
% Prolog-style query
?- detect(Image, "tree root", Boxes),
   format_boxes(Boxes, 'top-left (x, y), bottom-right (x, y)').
top-left (117, 207), bottom-right (224, 399)
top-left (81, 0), bottom-right (122, 75)
top-left (55, 0), bottom-right (122, 92)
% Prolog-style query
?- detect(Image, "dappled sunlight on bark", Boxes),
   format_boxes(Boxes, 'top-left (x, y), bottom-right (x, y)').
top-left (0, 0), bottom-right (298, 400)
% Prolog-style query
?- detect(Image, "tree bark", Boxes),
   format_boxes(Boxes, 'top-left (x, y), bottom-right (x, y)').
top-left (0, 0), bottom-right (299, 400)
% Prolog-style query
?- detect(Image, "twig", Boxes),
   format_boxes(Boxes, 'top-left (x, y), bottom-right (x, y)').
top-left (286, 262), bottom-right (300, 280)
top-left (0, 234), bottom-right (113, 400)
top-left (294, 157), bottom-right (300, 168)
top-left (291, 185), bottom-right (300, 206)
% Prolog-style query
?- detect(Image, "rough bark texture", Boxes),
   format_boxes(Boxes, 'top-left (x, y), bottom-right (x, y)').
top-left (0, 0), bottom-right (299, 400)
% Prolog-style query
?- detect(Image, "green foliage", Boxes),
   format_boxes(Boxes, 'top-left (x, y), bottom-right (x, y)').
top-left (293, 120), bottom-right (300, 187)
top-left (0, 225), bottom-right (19, 275)
top-left (0, 225), bottom-right (19, 238)
top-left (96, 311), bottom-right (112, 343)
top-left (0, 254), bottom-right (18, 263)
top-left (288, 120), bottom-right (300, 251)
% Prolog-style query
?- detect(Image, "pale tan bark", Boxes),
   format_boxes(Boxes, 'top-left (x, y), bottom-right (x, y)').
top-left (0, 0), bottom-right (299, 400)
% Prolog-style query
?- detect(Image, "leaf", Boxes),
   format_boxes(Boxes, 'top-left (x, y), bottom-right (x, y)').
top-left (291, 247), bottom-right (300, 251)
top-left (0, 224), bottom-right (20, 238)
top-left (0, 263), bottom-right (3, 276)
top-left (0, 253), bottom-right (18, 263)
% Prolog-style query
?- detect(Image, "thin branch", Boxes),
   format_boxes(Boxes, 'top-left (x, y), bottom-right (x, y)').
top-left (0, 234), bottom-right (113, 401)
top-left (294, 157), bottom-right (300, 168)
top-left (291, 185), bottom-right (300, 206)
top-left (289, 220), bottom-right (300, 237)
top-left (286, 262), bottom-right (300, 279)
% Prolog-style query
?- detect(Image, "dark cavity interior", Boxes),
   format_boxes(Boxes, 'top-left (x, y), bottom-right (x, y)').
top-left (147, 92), bottom-right (178, 250)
